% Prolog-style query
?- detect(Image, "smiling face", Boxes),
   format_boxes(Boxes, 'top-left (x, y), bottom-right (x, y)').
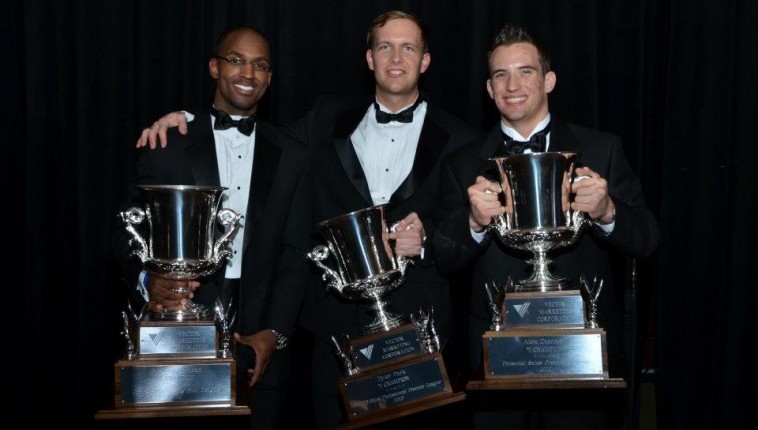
top-left (366, 17), bottom-right (430, 111)
top-left (209, 28), bottom-right (272, 116)
top-left (486, 42), bottom-right (555, 137)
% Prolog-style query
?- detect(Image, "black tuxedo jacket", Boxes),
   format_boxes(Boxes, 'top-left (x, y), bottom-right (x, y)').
top-left (433, 121), bottom-right (659, 374)
top-left (114, 111), bottom-right (311, 348)
top-left (287, 95), bottom-right (481, 343)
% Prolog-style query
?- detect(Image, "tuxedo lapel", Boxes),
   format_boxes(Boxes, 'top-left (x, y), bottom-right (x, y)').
top-left (185, 116), bottom-right (221, 186)
top-left (478, 126), bottom-right (507, 182)
top-left (333, 104), bottom-right (373, 204)
top-left (547, 121), bottom-right (581, 153)
top-left (390, 112), bottom-right (447, 202)
top-left (243, 123), bottom-right (281, 251)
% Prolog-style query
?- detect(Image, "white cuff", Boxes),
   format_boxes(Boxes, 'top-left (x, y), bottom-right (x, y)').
top-left (471, 228), bottom-right (487, 244)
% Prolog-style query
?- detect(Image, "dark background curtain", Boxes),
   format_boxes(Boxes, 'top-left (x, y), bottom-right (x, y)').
top-left (3, 0), bottom-right (754, 428)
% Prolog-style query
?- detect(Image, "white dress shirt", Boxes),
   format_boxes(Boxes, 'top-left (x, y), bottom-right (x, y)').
top-left (210, 112), bottom-right (255, 279)
top-left (352, 98), bottom-right (427, 205)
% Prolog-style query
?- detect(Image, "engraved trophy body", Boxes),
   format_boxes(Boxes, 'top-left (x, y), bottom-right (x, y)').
top-left (100, 185), bottom-right (250, 417)
top-left (307, 204), bottom-right (409, 335)
top-left (467, 153), bottom-right (624, 388)
top-left (489, 152), bottom-right (586, 291)
top-left (120, 184), bottom-right (241, 320)
top-left (308, 205), bottom-right (464, 424)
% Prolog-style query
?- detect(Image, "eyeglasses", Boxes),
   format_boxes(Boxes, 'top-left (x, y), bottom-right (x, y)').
top-left (214, 56), bottom-right (272, 72)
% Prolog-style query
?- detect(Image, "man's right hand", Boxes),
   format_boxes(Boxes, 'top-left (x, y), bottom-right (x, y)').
top-left (468, 175), bottom-right (507, 232)
top-left (147, 275), bottom-right (200, 312)
top-left (136, 111), bottom-right (189, 149)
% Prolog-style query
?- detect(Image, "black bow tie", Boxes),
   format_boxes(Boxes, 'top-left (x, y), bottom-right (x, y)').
top-left (502, 123), bottom-right (551, 155)
top-left (211, 106), bottom-right (256, 136)
top-left (374, 97), bottom-right (423, 124)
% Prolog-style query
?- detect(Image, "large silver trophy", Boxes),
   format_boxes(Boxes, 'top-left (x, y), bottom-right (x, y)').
top-left (490, 152), bottom-right (587, 291)
top-left (101, 185), bottom-right (248, 415)
top-left (120, 184), bottom-right (241, 319)
top-left (468, 152), bottom-right (620, 385)
top-left (307, 206), bottom-right (466, 422)
top-left (307, 204), bottom-right (410, 334)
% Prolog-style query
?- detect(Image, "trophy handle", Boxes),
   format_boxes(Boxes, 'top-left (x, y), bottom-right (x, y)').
top-left (388, 221), bottom-right (416, 274)
top-left (570, 209), bottom-right (587, 229)
top-left (307, 245), bottom-right (344, 293)
top-left (211, 208), bottom-right (242, 264)
top-left (120, 207), bottom-right (148, 262)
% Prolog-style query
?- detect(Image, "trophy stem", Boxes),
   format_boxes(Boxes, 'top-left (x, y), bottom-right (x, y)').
top-left (517, 249), bottom-right (566, 292)
top-left (363, 291), bottom-right (405, 335)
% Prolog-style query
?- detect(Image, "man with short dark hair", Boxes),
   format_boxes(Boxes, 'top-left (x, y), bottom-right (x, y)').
top-left (432, 23), bottom-right (659, 428)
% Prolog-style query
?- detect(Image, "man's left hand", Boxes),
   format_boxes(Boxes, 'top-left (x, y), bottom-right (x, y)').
top-left (571, 166), bottom-right (615, 223)
top-left (234, 330), bottom-right (278, 387)
top-left (389, 212), bottom-right (426, 257)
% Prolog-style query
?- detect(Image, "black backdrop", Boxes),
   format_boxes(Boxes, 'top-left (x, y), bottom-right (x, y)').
top-left (4, 1), bottom-right (755, 428)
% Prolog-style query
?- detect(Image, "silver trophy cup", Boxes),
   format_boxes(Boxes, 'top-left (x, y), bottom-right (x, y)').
top-left (120, 185), bottom-right (241, 320)
top-left (490, 152), bottom-right (587, 291)
top-left (307, 204), bottom-right (410, 334)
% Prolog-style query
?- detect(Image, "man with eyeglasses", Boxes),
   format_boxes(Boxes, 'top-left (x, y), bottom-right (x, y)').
top-left (114, 26), bottom-right (310, 430)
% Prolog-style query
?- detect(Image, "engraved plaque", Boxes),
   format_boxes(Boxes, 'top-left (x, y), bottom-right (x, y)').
top-left (340, 353), bottom-right (452, 418)
top-left (349, 324), bottom-right (423, 371)
top-left (484, 329), bottom-right (607, 379)
top-left (137, 320), bottom-right (218, 358)
top-left (116, 358), bottom-right (234, 406)
top-left (505, 290), bottom-right (586, 329)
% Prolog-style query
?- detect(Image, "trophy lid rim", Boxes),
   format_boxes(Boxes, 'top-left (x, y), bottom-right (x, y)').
top-left (489, 151), bottom-right (579, 161)
top-left (317, 203), bottom-right (388, 227)
top-left (136, 184), bottom-right (228, 192)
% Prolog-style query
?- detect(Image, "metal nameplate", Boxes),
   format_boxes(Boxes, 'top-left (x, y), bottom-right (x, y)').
top-left (119, 362), bottom-right (232, 405)
top-left (485, 329), bottom-right (606, 378)
top-left (505, 291), bottom-right (585, 328)
top-left (341, 353), bottom-right (450, 417)
top-left (350, 325), bottom-right (423, 371)
top-left (138, 323), bottom-right (217, 358)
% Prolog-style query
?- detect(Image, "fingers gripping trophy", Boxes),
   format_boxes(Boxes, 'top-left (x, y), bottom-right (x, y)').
top-left (104, 185), bottom-right (250, 414)
top-left (469, 153), bottom-right (623, 386)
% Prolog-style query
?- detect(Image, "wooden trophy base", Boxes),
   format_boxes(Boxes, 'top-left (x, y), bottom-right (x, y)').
top-left (337, 352), bottom-right (466, 429)
top-left (332, 322), bottom-right (466, 428)
top-left (467, 329), bottom-right (626, 391)
top-left (95, 356), bottom-right (250, 419)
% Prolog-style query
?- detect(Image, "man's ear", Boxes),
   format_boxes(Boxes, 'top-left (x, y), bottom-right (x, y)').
top-left (545, 71), bottom-right (556, 94)
top-left (366, 49), bottom-right (375, 71)
top-left (486, 79), bottom-right (495, 99)
top-left (419, 52), bottom-right (431, 74)
top-left (209, 58), bottom-right (219, 79)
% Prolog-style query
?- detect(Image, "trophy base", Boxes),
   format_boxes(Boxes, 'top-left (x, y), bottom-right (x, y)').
top-left (95, 404), bottom-right (251, 420)
top-left (338, 352), bottom-right (463, 421)
top-left (114, 357), bottom-right (237, 408)
top-left (466, 378), bottom-right (626, 391)
top-left (502, 290), bottom-right (586, 329)
top-left (136, 317), bottom-right (219, 358)
top-left (483, 329), bottom-right (609, 380)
